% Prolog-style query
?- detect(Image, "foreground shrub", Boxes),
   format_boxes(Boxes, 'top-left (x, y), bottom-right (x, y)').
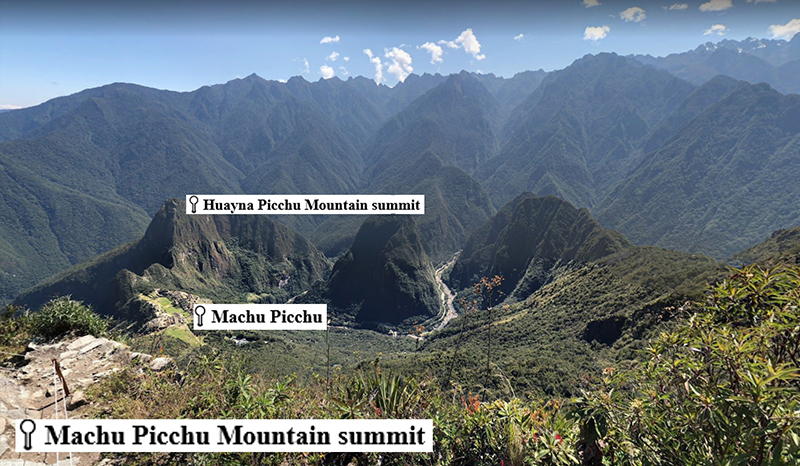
top-left (576, 265), bottom-right (800, 465)
top-left (30, 296), bottom-right (108, 340)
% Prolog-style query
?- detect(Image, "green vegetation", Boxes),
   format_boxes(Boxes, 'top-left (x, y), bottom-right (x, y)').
top-left (86, 265), bottom-right (800, 465)
top-left (734, 225), bottom-right (800, 267)
top-left (448, 192), bottom-right (631, 299)
top-left (597, 81), bottom-right (800, 259)
top-left (311, 215), bottom-right (441, 327)
top-left (0, 304), bottom-right (30, 361)
top-left (1, 298), bottom-right (107, 351)
top-left (575, 265), bottom-right (800, 464)
top-left (414, 246), bottom-right (721, 398)
top-left (14, 198), bottom-right (331, 323)
top-left (28, 296), bottom-right (108, 341)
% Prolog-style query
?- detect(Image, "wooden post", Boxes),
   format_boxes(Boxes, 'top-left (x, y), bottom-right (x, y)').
top-left (52, 358), bottom-right (70, 396)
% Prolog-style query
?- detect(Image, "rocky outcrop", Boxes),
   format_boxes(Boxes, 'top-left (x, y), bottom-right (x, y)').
top-left (0, 335), bottom-right (166, 465)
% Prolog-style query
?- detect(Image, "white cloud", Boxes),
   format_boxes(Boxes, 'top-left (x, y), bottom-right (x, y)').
top-left (0, 104), bottom-right (22, 110)
top-left (327, 51), bottom-right (340, 61)
top-left (583, 0), bottom-right (601, 7)
top-left (339, 66), bottom-right (350, 76)
top-left (320, 35), bottom-right (340, 44)
top-left (278, 79), bottom-right (287, 84)
top-left (303, 59), bottom-right (310, 74)
top-left (343, 56), bottom-right (350, 62)
top-left (455, 28), bottom-right (486, 60)
top-left (665, 3), bottom-right (689, 9)
top-left (747, 0), bottom-right (777, 3)
top-left (319, 65), bottom-right (335, 79)
top-left (438, 39), bottom-right (459, 49)
top-left (620, 6), bottom-right (646, 22)
top-left (699, 0), bottom-right (733, 12)
top-left (704, 24), bottom-right (728, 35)
top-left (419, 42), bottom-right (444, 64)
top-left (769, 18), bottom-right (800, 40)
top-left (364, 48), bottom-right (384, 84)
top-left (385, 47), bottom-right (414, 82)
top-left (584, 25), bottom-right (610, 41)
top-left (514, 33), bottom-right (524, 41)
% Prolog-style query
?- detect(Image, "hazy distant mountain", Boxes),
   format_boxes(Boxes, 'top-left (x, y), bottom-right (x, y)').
top-left (363, 71), bottom-right (502, 179)
top-left (712, 37), bottom-right (800, 67)
top-left (307, 73), bottom-right (502, 261)
top-left (473, 70), bottom-right (548, 117)
top-left (448, 192), bottom-right (630, 300)
top-left (642, 75), bottom-right (746, 154)
top-left (13, 199), bottom-right (329, 321)
top-left (598, 82), bottom-right (800, 258)
top-left (632, 36), bottom-right (800, 95)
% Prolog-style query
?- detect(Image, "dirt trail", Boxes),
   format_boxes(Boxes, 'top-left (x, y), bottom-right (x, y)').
top-left (0, 335), bottom-right (166, 466)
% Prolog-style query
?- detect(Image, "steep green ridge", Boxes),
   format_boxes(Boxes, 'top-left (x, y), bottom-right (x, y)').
top-left (480, 53), bottom-right (696, 208)
top-left (316, 215), bottom-right (440, 327)
top-left (14, 199), bottom-right (329, 321)
top-left (598, 82), bottom-right (800, 259)
top-left (448, 192), bottom-right (631, 300)
top-left (0, 145), bottom-right (152, 305)
top-left (415, 246), bottom-right (721, 397)
top-left (733, 225), bottom-right (800, 267)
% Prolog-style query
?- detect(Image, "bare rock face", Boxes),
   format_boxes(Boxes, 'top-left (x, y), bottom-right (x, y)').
top-left (67, 390), bottom-right (88, 410)
top-left (149, 357), bottom-right (173, 371)
top-left (0, 335), bottom-right (155, 465)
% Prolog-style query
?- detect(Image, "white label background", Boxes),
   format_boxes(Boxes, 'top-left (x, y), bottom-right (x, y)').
top-left (16, 419), bottom-right (434, 453)
top-left (192, 304), bottom-right (327, 331)
top-left (185, 195), bottom-right (425, 215)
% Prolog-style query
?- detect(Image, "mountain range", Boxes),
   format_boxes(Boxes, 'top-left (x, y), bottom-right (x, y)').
top-left (631, 35), bottom-right (800, 95)
top-left (1, 37), bottom-right (799, 308)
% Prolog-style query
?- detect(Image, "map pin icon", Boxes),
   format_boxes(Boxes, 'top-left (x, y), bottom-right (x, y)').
top-left (20, 419), bottom-right (36, 451)
top-left (195, 305), bottom-right (206, 327)
top-left (189, 196), bottom-right (199, 214)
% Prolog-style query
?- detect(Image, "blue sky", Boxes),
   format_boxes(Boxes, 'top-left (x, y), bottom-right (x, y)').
top-left (1, 0), bottom-right (798, 108)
